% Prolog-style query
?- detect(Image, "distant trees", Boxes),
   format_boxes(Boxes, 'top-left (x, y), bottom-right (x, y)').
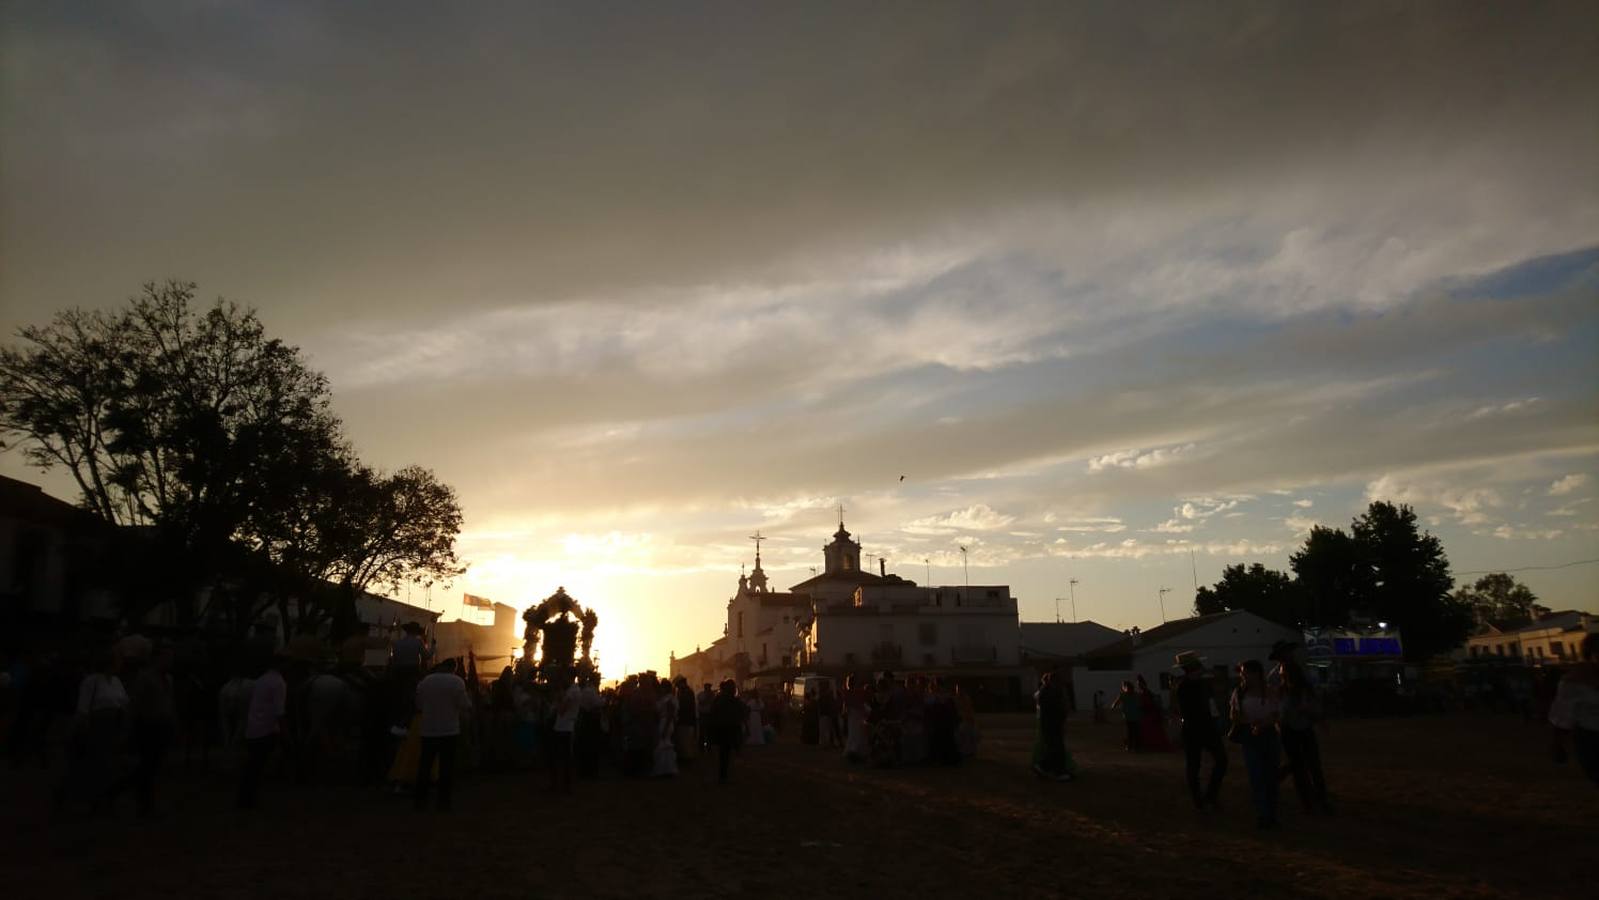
top-left (0, 280), bottom-right (464, 635)
top-left (1452, 572), bottom-right (1543, 630)
top-left (1193, 563), bottom-right (1303, 627)
top-left (1194, 501), bottom-right (1471, 661)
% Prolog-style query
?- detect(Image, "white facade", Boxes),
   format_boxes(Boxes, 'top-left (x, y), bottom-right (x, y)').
top-left (1464, 611), bottom-right (1596, 664)
top-left (804, 584), bottom-right (1021, 671)
top-left (1070, 610), bottom-right (1301, 707)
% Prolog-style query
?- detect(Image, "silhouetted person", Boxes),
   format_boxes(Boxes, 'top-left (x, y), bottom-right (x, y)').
top-left (1230, 659), bottom-right (1281, 829)
top-left (1278, 662), bottom-right (1332, 814)
top-left (1032, 669), bottom-right (1074, 781)
top-left (707, 680), bottom-right (744, 783)
top-left (549, 675), bottom-right (580, 792)
top-left (122, 644), bottom-right (177, 816)
top-left (1174, 652), bottom-right (1227, 811)
top-left (673, 675), bottom-right (697, 763)
top-left (1110, 680), bottom-right (1142, 751)
top-left (237, 654), bottom-right (286, 810)
top-left (414, 658), bottom-right (470, 811)
top-left (60, 646), bottom-right (127, 812)
top-left (1550, 633), bottom-right (1599, 785)
top-left (696, 682), bottom-right (714, 748)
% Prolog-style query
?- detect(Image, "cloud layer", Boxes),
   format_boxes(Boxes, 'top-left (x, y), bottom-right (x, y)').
top-left (3, 3), bottom-right (1597, 669)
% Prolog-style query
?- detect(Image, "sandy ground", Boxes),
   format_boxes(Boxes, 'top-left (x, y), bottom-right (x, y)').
top-left (3, 713), bottom-right (1594, 900)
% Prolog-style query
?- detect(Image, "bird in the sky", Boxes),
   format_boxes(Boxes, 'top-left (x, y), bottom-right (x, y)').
top-left (899, 474), bottom-right (905, 482)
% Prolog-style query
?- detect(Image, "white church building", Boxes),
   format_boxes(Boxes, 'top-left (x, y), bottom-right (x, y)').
top-left (671, 515), bottom-right (1030, 706)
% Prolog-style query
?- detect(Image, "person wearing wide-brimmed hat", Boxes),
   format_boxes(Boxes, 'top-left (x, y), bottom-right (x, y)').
top-left (1173, 650), bottom-right (1228, 811)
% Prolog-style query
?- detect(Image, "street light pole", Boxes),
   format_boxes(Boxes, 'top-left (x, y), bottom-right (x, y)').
top-left (1069, 578), bottom-right (1079, 623)
top-left (1157, 586), bottom-right (1172, 624)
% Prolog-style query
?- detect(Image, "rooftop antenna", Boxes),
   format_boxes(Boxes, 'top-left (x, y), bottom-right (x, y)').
top-left (1157, 586), bottom-right (1172, 624)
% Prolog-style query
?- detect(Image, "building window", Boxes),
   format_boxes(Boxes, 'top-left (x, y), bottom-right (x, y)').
top-left (919, 623), bottom-right (938, 646)
top-left (1495, 644), bottom-right (1503, 656)
top-left (1470, 646), bottom-right (1479, 658)
top-left (1536, 645), bottom-right (1544, 658)
top-left (1551, 642), bottom-right (1564, 658)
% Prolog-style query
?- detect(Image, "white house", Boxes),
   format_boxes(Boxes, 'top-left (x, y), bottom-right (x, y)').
top-left (802, 582), bottom-right (1022, 672)
top-left (1070, 610), bottom-right (1301, 708)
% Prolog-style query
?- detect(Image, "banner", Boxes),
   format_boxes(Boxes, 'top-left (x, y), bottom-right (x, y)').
top-left (463, 593), bottom-right (494, 610)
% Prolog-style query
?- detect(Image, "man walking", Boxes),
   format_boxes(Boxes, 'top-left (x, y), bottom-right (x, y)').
top-left (124, 644), bottom-right (177, 816)
top-left (237, 654), bottom-right (286, 810)
top-left (414, 658), bottom-right (471, 812)
top-left (1174, 651), bottom-right (1228, 811)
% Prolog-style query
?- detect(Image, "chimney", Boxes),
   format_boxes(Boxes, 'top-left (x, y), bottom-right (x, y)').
top-left (879, 558), bottom-right (886, 577)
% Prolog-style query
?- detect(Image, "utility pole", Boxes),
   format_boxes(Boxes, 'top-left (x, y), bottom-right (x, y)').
top-left (1054, 597), bottom-right (1063, 623)
top-left (1069, 578), bottom-right (1079, 623)
top-left (1157, 586), bottom-right (1172, 623)
top-left (924, 558), bottom-right (931, 586)
top-left (959, 545), bottom-right (970, 601)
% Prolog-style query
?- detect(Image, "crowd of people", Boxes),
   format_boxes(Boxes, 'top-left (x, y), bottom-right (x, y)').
top-left (4, 625), bottom-right (1594, 826)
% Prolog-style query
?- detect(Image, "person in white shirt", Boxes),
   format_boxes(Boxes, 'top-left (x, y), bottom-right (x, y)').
top-left (414, 658), bottom-right (471, 811)
top-left (1550, 633), bottom-right (1599, 785)
top-left (1229, 658), bottom-right (1282, 830)
top-left (59, 649), bottom-right (129, 811)
top-left (548, 677), bottom-right (581, 793)
top-left (237, 655), bottom-right (287, 809)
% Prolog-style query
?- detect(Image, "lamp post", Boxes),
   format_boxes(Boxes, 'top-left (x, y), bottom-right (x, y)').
top-left (1069, 578), bottom-right (1079, 623)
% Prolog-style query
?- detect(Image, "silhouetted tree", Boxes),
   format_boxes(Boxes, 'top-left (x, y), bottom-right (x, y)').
top-left (1193, 562), bottom-right (1304, 626)
top-left (1290, 525), bottom-right (1370, 627)
top-left (1291, 502), bottom-right (1468, 661)
top-left (321, 464), bottom-right (466, 637)
top-left (0, 282), bottom-right (340, 621)
top-left (1452, 572), bottom-right (1542, 630)
top-left (1, 281), bottom-right (465, 630)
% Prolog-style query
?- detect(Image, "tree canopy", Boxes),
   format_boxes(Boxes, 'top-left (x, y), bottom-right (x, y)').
top-left (1190, 501), bottom-right (1471, 661)
top-left (1452, 572), bottom-right (1543, 630)
top-left (0, 280), bottom-right (466, 633)
top-left (1192, 562), bottom-right (1303, 627)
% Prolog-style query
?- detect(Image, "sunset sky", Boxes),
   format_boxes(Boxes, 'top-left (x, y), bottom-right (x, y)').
top-left (3, 3), bottom-right (1596, 677)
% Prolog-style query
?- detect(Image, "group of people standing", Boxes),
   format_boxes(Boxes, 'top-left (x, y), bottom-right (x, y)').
top-left (835, 672), bottom-right (979, 768)
top-left (1107, 675), bottom-right (1177, 753)
top-left (1174, 651), bottom-right (1333, 830)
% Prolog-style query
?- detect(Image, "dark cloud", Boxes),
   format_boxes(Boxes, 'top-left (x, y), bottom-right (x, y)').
top-left (3, 2), bottom-right (1594, 329)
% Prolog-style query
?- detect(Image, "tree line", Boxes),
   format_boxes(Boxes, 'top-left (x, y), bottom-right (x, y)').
top-left (0, 280), bottom-right (465, 638)
top-left (1194, 501), bottom-right (1544, 660)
